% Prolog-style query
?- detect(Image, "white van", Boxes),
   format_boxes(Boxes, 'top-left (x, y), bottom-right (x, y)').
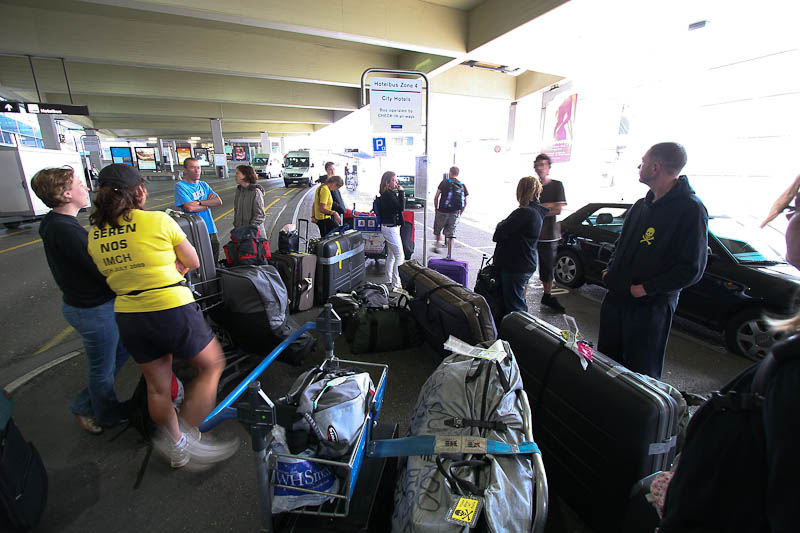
top-left (283, 150), bottom-right (314, 187)
top-left (252, 154), bottom-right (282, 179)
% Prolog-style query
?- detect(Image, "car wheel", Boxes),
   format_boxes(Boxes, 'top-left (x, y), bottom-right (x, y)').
top-left (554, 250), bottom-right (584, 288)
top-left (724, 308), bottom-right (787, 361)
top-left (284, 180), bottom-right (290, 188)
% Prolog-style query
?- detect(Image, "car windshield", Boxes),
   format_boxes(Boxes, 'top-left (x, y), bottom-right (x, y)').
top-left (285, 157), bottom-right (308, 168)
top-left (253, 157), bottom-right (268, 165)
top-left (709, 217), bottom-right (785, 264)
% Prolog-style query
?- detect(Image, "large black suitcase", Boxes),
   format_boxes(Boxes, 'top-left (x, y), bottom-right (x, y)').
top-left (270, 252), bottom-right (316, 312)
top-left (312, 230), bottom-right (365, 303)
top-left (399, 260), bottom-right (496, 358)
top-left (499, 311), bottom-right (680, 532)
top-left (168, 210), bottom-right (220, 311)
top-left (275, 422), bottom-right (398, 532)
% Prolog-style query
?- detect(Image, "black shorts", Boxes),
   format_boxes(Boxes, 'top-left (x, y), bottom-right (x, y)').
top-left (116, 303), bottom-right (215, 364)
top-left (537, 241), bottom-right (559, 283)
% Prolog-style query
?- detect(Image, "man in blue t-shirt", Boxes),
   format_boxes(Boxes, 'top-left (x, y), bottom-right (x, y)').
top-left (174, 157), bottom-right (223, 260)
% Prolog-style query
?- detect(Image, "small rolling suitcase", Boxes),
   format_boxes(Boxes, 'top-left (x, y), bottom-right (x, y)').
top-left (427, 237), bottom-right (468, 286)
top-left (270, 252), bottom-right (316, 312)
top-left (399, 260), bottom-right (496, 358)
top-left (167, 210), bottom-right (220, 310)
top-left (499, 311), bottom-right (681, 532)
top-left (313, 230), bottom-right (365, 303)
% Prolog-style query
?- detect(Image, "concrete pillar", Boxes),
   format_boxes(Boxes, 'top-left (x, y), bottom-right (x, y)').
top-left (170, 141), bottom-right (178, 175)
top-left (507, 101), bottom-right (518, 147)
top-left (158, 138), bottom-right (171, 171)
top-left (37, 114), bottom-right (61, 150)
top-left (260, 132), bottom-right (270, 154)
top-left (211, 118), bottom-right (226, 178)
top-left (279, 137), bottom-right (286, 155)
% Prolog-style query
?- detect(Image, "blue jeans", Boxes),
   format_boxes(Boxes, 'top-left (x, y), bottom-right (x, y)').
top-left (62, 299), bottom-right (130, 427)
top-left (499, 270), bottom-right (534, 314)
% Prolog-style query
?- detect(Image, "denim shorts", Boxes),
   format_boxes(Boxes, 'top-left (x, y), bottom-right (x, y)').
top-left (115, 303), bottom-right (215, 364)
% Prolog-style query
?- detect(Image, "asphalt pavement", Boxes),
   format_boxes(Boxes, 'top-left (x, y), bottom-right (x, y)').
top-left (3, 176), bottom-right (753, 532)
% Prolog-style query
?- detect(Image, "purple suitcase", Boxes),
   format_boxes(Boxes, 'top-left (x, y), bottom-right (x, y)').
top-left (427, 238), bottom-right (468, 286)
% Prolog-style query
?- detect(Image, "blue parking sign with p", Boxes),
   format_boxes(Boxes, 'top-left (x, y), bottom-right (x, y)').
top-left (373, 137), bottom-right (386, 152)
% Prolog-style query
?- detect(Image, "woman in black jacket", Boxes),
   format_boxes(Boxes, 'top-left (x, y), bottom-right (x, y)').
top-left (492, 176), bottom-right (549, 314)
top-left (378, 171), bottom-right (405, 289)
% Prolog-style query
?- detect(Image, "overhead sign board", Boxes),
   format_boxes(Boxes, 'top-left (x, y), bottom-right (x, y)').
top-left (369, 77), bottom-right (422, 134)
top-left (344, 148), bottom-right (359, 153)
top-left (2, 101), bottom-right (21, 113)
top-left (28, 102), bottom-right (90, 116)
top-left (11, 102), bottom-right (91, 116)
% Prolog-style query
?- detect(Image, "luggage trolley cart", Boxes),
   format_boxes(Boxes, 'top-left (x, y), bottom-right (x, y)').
top-left (200, 305), bottom-right (547, 532)
top-left (200, 305), bottom-right (389, 532)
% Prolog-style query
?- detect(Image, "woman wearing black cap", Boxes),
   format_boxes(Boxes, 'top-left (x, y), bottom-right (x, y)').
top-left (87, 164), bottom-right (238, 469)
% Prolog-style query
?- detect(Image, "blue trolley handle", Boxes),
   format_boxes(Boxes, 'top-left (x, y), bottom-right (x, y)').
top-left (200, 321), bottom-right (317, 432)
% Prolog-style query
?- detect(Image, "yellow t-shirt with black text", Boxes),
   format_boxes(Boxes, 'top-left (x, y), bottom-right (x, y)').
top-left (313, 185), bottom-right (332, 220)
top-left (87, 210), bottom-right (195, 312)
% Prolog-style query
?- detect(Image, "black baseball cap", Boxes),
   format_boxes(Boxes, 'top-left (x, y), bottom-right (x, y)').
top-left (98, 164), bottom-right (144, 190)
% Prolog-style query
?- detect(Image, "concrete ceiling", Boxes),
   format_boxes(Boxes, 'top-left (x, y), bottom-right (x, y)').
top-left (0, 0), bottom-right (567, 140)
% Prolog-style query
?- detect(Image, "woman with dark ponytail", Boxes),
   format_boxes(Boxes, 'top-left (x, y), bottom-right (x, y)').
top-left (87, 164), bottom-right (238, 469)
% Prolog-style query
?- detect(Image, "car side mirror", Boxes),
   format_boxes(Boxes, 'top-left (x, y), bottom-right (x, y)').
top-left (282, 163), bottom-right (285, 168)
top-left (596, 213), bottom-right (613, 225)
top-left (311, 163), bottom-right (315, 168)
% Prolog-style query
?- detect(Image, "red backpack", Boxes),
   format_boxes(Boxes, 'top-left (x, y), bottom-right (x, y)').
top-left (224, 225), bottom-right (271, 266)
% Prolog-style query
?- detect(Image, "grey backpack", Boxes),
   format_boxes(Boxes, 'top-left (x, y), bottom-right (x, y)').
top-left (286, 367), bottom-right (375, 459)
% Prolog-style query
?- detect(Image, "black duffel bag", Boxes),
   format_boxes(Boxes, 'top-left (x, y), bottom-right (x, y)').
top-left (347, 295), bottom-right (423, 354)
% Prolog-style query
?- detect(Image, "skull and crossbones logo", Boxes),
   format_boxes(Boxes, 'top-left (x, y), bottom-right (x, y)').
top-left (640, 227), bottom-right (655, 245)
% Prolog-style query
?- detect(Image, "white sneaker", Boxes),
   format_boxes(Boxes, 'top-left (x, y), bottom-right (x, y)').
top-left (183, 431), bottom-right (239, 466)
top-left (156, 430), bottom-right (239, 469)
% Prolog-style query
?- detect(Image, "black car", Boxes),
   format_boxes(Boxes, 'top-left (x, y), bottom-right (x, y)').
top-left (554, 203), bottom-right (800, 360)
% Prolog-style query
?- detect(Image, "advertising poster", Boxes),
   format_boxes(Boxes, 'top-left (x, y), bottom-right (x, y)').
top-left (110, 146), bottom-right (133, 166)
top-left (176, 147), bottom-right (192, 165)
top-left (542, 82), bottom-right (578, 163)
top-left (194, 148), bottom-right (210, 165)
top-left (232, 145), bottom-right (248, 161)
top-left (225, 145), bottom-right (233, 160)
top-left (135, 147), bottom-right (157, 170)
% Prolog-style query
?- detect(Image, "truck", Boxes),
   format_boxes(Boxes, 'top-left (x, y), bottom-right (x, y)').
top-left (0, 145), bottom-right (88, 228)
top-left (283, 150), bottom-right (315, 187)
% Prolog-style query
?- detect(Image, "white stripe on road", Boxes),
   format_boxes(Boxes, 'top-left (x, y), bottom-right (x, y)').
top-left (5, 350), bottom-right (82, 394)
top-left (414, 220), bottom-right (492, 257)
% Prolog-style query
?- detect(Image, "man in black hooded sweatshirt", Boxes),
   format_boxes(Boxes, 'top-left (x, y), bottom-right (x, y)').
top-left (598, 142), bottom-right (708, 379)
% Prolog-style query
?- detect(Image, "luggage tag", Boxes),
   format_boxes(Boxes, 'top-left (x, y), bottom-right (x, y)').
top-left (445, 495), bottom-right (484, 528)
top-left (443, 336), bottom-right (507, 362)
top-left (561, 315), bottom-right (594, 370)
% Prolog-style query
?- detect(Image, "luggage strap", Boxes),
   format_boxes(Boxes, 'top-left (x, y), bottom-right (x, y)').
top-left (444, 417), bottom-right (507, 431)
top-left (316, 243), bottom-right (365, 264)
top-left (124, 280), bottom-right (188, 296)
top-left (367, 434), bottom-right (540, 458)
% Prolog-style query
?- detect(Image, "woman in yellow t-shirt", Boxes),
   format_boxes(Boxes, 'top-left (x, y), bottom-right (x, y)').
top-left (87, 164), bottom-right (237, 469)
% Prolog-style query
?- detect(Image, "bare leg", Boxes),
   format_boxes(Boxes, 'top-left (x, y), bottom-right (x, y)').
top-left (180, 338), bottom-right (225, 429)
top-left (139, 355), bottom-right (180, 442)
